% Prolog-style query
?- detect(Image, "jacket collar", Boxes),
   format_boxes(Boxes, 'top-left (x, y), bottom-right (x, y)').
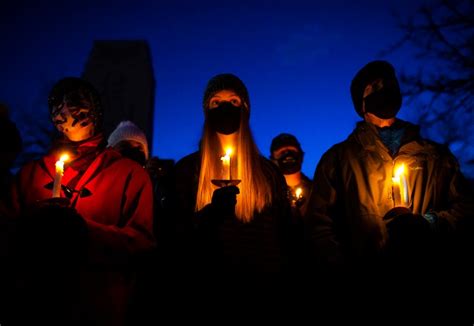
top-left (351, 119), bottom-right (422, 155)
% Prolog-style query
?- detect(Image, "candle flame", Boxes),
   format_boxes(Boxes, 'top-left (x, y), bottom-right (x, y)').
top-left (59, 153), bottom-right (69, 163)
top-left (55, 153), bottom-right (70, 173)
top-left (392, 164), bottom-right (405, 183)
top-left (295, 187), bottom-right (303, 199)
top-left (221, 147), bottom-right (233, 166)
top-left (52, 153), bottom-right (69, 198)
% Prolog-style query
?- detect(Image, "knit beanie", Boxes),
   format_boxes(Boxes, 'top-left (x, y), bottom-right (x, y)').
top-left (202, 73), bottom-right (250, 111)
top-left (107, 121), bottom-right (149, 160)
top-left (350, 60), bottom-right (401, 117)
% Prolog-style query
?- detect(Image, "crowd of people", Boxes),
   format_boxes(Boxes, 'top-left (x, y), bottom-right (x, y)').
top-left (0, 60), bottom-right (472, 324)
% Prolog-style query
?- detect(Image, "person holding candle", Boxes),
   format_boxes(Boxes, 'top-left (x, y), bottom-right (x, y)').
top-left (10, 77), bottom-right (155, 325)
top-left (270, 133), bottom-right (313, 271)
top-left (270, 133), bottom-right (312, 218)
top-left (172, 73), bottom-right (291, 275)
top-left (306, 60), bottom-right (473, 273)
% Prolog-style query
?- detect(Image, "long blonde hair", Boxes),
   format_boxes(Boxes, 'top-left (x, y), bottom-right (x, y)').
top-left (195, 113), bottom-right (273, 222)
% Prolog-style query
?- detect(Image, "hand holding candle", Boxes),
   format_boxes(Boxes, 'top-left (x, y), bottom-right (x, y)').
top-left (52, 153), bottom-right (69, 198)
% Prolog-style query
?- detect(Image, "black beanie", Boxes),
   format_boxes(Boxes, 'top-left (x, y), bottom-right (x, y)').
top-left (202, 73), bottom-right (250, 111)
top-left (48, 77), bottom-right (103, 129)
top-left (350, 60), bottom-right (401, 117)
top-left (270, 133), bottom-right (303, 157)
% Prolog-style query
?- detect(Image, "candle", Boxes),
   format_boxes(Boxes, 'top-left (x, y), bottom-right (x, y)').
top-left (220, 147), bottom-right (233, 180)
top-left (295, 187), bottom-right (303, 199)
top-left (52, 154), bottom-right (69, 198)
top-left (392, 164), bottom-right (409, 207)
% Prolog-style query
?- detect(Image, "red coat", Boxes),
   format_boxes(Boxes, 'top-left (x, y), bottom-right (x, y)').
top-left (13, 147), bottom-right (155, 258)
top-left (11, 141), bottom-right (155, 325)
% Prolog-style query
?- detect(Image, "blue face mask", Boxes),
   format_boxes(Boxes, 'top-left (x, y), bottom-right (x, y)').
top-left (207, 102), bottom-right (243, 135)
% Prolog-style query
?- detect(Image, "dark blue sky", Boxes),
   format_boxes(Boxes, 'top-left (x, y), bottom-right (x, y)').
top-left (3, 0), bottom-right (453, 178)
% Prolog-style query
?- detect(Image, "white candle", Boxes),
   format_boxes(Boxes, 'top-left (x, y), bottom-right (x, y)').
top-left (392, 164), bottom-right (409, 207)
top-left (220, 147), bottom-right (233, 180)
top-left (52, 154), bottom-right (69, 198)
top-left (400, 172), bottom-right (408, 206)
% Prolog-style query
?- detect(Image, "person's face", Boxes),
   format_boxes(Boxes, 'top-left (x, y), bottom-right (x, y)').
top-left (272, 145), bottom-right (303, 175)
top-left (272, 145), bottom-right (300, 160)
top-left (362, 78), bottom-right (383, 113)
top-left (51, 101), bottom-right (95, 142)
top-left (362, 78), bottom-right (398, 113)
top-left (114, 140), bottom-right (147, 166)
top-left (208, 90), bottom-right (243, 109)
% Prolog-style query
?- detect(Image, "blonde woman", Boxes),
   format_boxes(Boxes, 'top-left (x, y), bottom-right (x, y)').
top-left (172, 74), bottom-right (291, 273)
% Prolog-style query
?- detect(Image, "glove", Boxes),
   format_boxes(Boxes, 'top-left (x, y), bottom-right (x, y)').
top-left (211, 185), bottom-right (240, 217)
top-left (384, 208), bottom-right (431, 235)
top-left (383, 207), bottom-right (432, 257)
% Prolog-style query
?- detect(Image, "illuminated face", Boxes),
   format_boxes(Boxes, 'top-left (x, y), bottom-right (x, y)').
top-left (208, 90), bottom-right (243, 109)
top-left (51, 101), bottom-right (95, 142)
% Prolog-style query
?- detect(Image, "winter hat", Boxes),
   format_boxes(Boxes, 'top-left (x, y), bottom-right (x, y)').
top-left (270, 133), bottom-right (303, 157)
top-left (48, 77), bottom-right (104, 129)
top-left (350, 60), bottom-right (401, 117)
top-left (107, 121), bottom-right (149, 160)
top-left (202, 73), bottom-right (250, 111)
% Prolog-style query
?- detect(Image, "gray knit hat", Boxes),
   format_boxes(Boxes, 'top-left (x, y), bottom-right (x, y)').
top-left (107, 121), bottom-right (149, 160)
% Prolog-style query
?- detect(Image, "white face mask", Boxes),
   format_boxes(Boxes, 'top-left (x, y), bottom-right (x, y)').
top-left (51, 101), bottom-right (95, 142)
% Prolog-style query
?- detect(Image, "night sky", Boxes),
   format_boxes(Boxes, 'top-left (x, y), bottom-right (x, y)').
top-left (4, 0), bottom-right (463, 178)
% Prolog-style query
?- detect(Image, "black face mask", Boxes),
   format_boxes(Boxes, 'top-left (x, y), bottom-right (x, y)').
top-left (277, 150), bottom-right (302, 175)
top-left (364, 87), bottom-right (401, 119)
top-left (207, 102), bottom-right (243, 135)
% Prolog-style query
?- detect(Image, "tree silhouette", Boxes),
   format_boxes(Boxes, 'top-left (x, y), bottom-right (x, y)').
top-left (11, 81), bottom-right (56, 170)
top-left (385, 0), bottom-right (474, 177)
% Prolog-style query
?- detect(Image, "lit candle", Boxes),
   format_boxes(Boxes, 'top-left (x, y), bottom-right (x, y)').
top-left (220, 147), bottom-right (233, 180)
top-left (52, 154), bottom-right (69, 198)
top-left (392, 164), bottom-right (409, 207)
top-left (295, 187), bottom-right (303, 199)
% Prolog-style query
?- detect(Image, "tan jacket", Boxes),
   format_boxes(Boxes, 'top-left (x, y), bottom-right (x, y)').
top-left (306, 120), bottom-right (472, 265)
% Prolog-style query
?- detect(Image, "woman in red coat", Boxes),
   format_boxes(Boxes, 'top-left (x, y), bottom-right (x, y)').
top-left (10, 77), bottom-right (155, 325)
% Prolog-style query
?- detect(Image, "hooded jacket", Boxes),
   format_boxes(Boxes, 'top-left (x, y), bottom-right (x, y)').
top-left (306, 120), bottom-right (473, 266)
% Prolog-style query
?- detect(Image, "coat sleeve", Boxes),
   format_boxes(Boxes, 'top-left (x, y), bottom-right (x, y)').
top-left (305, 148), bottom-right (346, 269)
top-left (85, 166), bottom-right (155, 264)
top-left (431, 149), bottom-right (473, 231)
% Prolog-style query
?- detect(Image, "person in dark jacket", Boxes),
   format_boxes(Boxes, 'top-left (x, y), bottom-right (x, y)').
top-left (270, 133), bottom-right (312, 271)
top-left (270, 133), bottom-right (312, 218)
top-left (0, 104), bottom-right (22, 325)
top-left (306, 60), bottom-right (473, 273)
top-left (172, 73), bottom-right (291, 275)
top-left (10, 77), bottom-right (155, 325)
